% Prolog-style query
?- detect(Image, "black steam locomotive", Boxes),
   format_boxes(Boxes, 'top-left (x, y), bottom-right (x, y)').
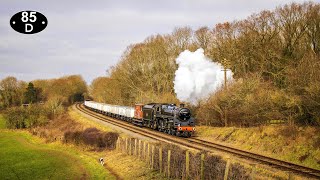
top-left (141, 103), bottom-right (195, 137)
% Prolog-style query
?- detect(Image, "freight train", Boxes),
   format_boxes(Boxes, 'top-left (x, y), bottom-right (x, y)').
top-left (84, 101), bottom-right (195, 137)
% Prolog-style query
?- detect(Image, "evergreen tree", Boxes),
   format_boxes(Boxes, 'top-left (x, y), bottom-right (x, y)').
top-left (24, 82), bottom-right (37, 103)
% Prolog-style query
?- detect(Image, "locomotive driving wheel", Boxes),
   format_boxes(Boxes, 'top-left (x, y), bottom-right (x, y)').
top-left (171, 130), bottom-right (176, 136)
top-left (152, 121), bottom-right (158, 130)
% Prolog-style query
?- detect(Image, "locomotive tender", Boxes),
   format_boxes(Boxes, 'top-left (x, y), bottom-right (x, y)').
top-left (84, 101), bottom-right (195, 137)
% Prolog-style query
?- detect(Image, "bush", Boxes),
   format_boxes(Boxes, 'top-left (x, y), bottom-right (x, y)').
top-left (64, 128), bottom-right (119, 150)
top-left (4, 107), bottom-right (28, 129)
top-left (4, 104), bottom-right (50, 129)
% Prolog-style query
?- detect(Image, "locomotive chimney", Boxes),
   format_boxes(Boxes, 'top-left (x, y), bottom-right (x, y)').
top-left (180, 104), bottom-right (185, 108)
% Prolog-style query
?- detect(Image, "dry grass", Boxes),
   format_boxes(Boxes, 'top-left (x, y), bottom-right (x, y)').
top-left (68, 106), bottom-right (115, 132)
top-left (31, 114), bottom-right (83, 142)
top-left (196, 125), bottom-right (320, 170)
top-left (104, 150), bottom-right (166, 179)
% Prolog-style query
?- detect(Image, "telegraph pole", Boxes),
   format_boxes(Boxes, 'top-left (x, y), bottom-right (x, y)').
top-left (223, 66), bottom-right (228, 89)
top-left (221, 58), bottom-right (230, 90)
top-left (221, 58), bottom-right (230, 127)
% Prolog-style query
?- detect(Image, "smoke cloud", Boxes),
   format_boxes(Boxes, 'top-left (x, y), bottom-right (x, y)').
top-left (173, 48), bottom-right (233, 105)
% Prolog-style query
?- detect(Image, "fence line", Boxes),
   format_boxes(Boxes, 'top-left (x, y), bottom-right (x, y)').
top-left (114, 137), bottom-right (271, 179)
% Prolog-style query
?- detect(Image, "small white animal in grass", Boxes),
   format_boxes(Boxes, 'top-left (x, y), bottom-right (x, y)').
top-left (99, 157), bottom-right (104, 166)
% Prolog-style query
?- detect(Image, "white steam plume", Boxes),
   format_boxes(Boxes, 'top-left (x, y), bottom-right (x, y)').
top-left (173, 48), bottom-right (233, 105)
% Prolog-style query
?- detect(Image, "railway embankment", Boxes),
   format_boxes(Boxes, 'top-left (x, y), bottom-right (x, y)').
top-left (76, 104), bottom-right (320, 179)
top-left (196, 126), bottom-right (320, 170)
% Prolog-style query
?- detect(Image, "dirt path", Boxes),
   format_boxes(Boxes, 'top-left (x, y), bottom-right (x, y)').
top-left (103, 163), bottom-right (122, 180)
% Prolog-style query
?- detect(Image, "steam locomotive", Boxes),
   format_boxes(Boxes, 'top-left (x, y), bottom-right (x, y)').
top-left (84, 101), bottom-right (195, 137)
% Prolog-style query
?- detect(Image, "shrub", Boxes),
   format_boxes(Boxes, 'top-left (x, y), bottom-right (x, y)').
top-left (4, 107), bottom-right (27, 129)
top-left (4, 104), bottom-right (50, 129)
top-left (64, 128), bottom-right (119, 150)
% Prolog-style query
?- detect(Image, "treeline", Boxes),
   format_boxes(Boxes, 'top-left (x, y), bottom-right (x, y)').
top-left (0, 75), bottom-right (87, 129)
top-left (91, 2), bottom-right (320, 126)
top-left (0, 74), bottom-right (119, 150)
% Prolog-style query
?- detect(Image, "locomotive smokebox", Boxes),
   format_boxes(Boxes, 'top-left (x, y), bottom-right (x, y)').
top-left (180, 104), bottom-right (185, 108)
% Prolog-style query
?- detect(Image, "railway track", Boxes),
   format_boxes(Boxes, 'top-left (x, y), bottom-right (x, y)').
top-left (76, 103), bottom-right (320, 179)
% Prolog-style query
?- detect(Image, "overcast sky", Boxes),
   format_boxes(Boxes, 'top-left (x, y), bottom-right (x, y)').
top-left (0, 0), bottom-right (317, 84)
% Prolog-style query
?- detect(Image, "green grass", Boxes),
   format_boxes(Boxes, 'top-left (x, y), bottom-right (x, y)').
top-left (0, 114), bottom-right (6, 129)
top-left (0, 130), bottom-right (115, 180)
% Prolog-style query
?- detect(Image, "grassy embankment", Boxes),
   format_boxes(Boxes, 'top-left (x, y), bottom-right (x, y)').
top-left (196, 125), bottom-right (320, 170)
top-left (0, 114), bottom-right (115, 180)
top-left (68, 107), bottom-right (115, 132)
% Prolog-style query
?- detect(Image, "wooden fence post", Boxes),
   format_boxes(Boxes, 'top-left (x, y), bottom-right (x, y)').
top-left (200, 154), bottom-right (205, 180)
top-left (142, 141), bottom-right (146, 159)
top-left (116, 137), bottom-right (119, 151)
top-left (138, 140), bottom-right (141, 159)
top-left (151, 145), bottom-right (155, 169)
top-left (115, 138), bottom-right (117, 150)
top-left (159, 147), bottom-right (163, 173)
top-left (118, 138), bottom-right (121, 152)
top-left (147, 143), bottom-right (150, 165)
top-left (168, 150), bottom-right (171, 178)
top-left (224, 157), bottom-right (231, 180)
top-left (134, 139), bottom-right (137, 156)
top-left (125, 137), bottom-right (128, 154)
top-left (128, 138), bottom-right (132, 155)
top-left (120, 138), bottom-right (122, 152)
top-left (120, 138), bottom-right (123, 153)
top-left (145, 142), bottom-right (147, 160)
top-left (186, 151), bottom-right (190, 179)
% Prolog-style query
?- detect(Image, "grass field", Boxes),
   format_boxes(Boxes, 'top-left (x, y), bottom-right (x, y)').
top-left (0, 114), bottom-right (115, 180)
